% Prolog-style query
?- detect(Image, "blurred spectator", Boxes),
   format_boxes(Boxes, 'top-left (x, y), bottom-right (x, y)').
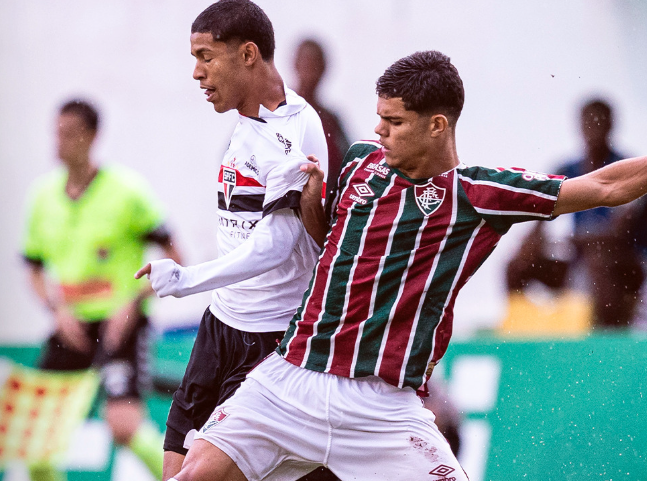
top-left (506, 221), bottom-right (571, 294)
top-left (293, 38), bottom-right (350, 217)
top-left (506, 99), bottom-right (644, 329)
top-left (22, 98), bottom-right (182, 480)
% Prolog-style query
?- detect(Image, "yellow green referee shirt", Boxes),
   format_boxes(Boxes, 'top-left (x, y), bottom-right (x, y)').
top-left (23, 165), bottom-right (165, 322)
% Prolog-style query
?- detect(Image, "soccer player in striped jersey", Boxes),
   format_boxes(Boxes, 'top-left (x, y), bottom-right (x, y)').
top-left (171, 51), bottom-right (647, 481)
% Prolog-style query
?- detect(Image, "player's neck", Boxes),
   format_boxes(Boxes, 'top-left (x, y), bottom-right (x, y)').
top-left (65, 160), bottom-right (98, 200)
top-left (238, 63), bottom-right (286, 117)
top-left (401, 143), bottom-right (460, 180)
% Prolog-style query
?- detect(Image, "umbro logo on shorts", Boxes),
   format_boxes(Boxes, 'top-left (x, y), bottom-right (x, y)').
top-left (429, 464), bottom-right (456, 480)
top-left (202, 408), bottom-right (229, 432)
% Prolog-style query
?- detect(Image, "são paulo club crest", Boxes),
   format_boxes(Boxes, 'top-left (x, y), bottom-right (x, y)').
top-left (414, 181), bottom-right (445, 216)
top-left (222, 167), bottom-right (236, 209)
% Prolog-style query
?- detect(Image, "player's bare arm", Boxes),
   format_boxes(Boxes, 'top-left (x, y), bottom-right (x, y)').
top-left (299, 155), bottom-right (328, 247)
top-left (554, 155), bottom-right (647, 216)
top-left (27, 263), bottom-right (92, 353)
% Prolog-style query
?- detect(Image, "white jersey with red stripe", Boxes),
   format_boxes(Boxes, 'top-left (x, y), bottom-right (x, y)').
top-left (279, 141), bottom-right (564, 390)
top-left (210, 87), bottom-right (328, 332)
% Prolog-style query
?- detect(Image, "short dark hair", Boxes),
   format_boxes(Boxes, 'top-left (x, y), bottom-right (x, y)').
top-left (192, 0), bottom-right (275, 61)
top-left (59, 99), bottom-right (100, 131)
top-left (376, 51), bottom-right (465, 126)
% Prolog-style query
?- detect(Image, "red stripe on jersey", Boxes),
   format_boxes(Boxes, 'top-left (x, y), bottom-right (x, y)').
top-left (430, 221), bottom-right (501, 366)
top-left (283, 240), bottom-right (338, 366)
top-left (327, 176), bottom-right (407, 376)
top-left (218, 165), bottom-right (264, 187)
top-left (376, 172), bottom-right (456, 383)
top-left (285, 154), bottom-right (378, 367)
top-left (460, 179), bottom-right (556, 216)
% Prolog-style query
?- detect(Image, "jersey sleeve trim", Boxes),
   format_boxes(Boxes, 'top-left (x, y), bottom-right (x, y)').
top-left (22, 254), bottom-right (44, 267)
top-left (262, 190), bottom-right (301, 217)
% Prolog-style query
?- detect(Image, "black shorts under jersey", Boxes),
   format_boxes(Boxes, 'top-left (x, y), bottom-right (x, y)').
top-left (164, 307), bottom-right (284, 455)
top-left (39, 314), bottom-right (151, 400)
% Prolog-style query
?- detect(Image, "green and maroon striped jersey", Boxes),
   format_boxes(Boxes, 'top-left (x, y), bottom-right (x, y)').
top-left (279, 141), bottom-right (564, 390)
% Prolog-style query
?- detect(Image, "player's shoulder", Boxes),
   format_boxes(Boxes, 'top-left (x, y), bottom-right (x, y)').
top-left (29, 167), bottom-right (66, 199)
top-left (100, 164), bottom-right (150, 189)
top-left (97, 164), bottom-right (159, 203)
top-left (457, 163), bottom-right (527, 181)
top-left (344, 140), bottom-right (382, 162)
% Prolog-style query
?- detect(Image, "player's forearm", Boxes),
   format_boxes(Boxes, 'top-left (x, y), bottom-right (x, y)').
top-left (554, 155), bottom-right (647, 216)
top-left (163, 451), bottom-right (185, 481)
top-left (299, 158), bottom-right (329, 247)
top-left (590, 155), bottom-right (647, 207)
top-left (148, 210), bottom-right (301, 298)
top-left (300, 201), bottom-right (328, 247)
top-left (28, 265), bottom-right (60, 312)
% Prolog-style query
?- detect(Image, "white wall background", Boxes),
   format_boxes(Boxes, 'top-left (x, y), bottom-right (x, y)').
top-left (1, 0), bottom-right (646, 343)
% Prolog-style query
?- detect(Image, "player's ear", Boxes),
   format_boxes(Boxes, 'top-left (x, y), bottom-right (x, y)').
top-left (241, 41), bottom-right (260, 66)
top-left (428, 114), bottom-right (448, 138)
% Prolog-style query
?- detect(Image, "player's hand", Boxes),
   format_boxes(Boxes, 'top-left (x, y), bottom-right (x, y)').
top-left (104, 298), bottom-right (139, 353)
top-left (54, 307), bottom-right (91, 353)
top-left (136, 259), bottom-right (185, 298)
top-left (135, 263), bottom-right (152, 279)
top-left (300, 155), bottom-right (325, 202)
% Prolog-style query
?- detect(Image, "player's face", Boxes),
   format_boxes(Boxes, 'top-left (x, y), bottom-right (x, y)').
top-left (56, 113), bottom-right (95, 167)
top-left (191, 32), bottom-right (247, 113)
top-left (374, 96), bottom-right (435, 178)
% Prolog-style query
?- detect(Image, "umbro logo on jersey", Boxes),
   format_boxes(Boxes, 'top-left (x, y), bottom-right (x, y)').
top-left (276, 133), bottom-right (292, 154)
top-left (349, 183), bottom-right (374, 205)
top-left (222, 167), bottom-right (236, 209)
top-left (414, 182), bottom-right (445, 216)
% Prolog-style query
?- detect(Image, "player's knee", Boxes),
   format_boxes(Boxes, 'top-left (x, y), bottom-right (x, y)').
top-left (105, 398), bottom-right (142, 445)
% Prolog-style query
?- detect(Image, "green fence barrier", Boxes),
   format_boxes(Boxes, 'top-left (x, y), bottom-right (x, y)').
top-left (1, 331), bottom-right (645, 480)
top-left (442, 333), bottom-right (647, 480)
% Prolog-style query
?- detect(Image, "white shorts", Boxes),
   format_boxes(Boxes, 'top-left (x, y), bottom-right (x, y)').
top-left (194, 353), bottom-right (468, 481)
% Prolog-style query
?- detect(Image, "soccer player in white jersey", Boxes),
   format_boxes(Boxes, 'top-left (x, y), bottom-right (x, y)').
top-left (135, 1), bottom-right (335, 480)
top-left (165, 50), bottom-right (647, 481)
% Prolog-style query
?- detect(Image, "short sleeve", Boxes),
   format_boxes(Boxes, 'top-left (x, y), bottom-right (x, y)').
top-left (23, 184), bottom-right (46, 263)
top-left (129, 185), bottom-right (165, 238)
top-left (114, 168), bottom-right (166, 238)
top-left (262, 151), bottom-right (311, 217)
top-left (458, 166), bottom-right (565, 234)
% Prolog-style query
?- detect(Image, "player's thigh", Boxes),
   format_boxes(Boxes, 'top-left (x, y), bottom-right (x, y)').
top-left (99, 316), bottom-right (150, 399)
top-left (196, 375), bottom-right (329, 481)
top-left (179, 439), bottom-right (247, 481)
top-left (330, 402), bottom-right (467, 481)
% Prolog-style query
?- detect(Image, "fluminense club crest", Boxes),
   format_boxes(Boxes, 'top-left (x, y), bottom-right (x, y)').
top-left (222, 167), bottom-right (236, 209)
top-left (414, 181), bottom-right (445, 216)
top-left (201, 408), bottom-right (229, 432)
